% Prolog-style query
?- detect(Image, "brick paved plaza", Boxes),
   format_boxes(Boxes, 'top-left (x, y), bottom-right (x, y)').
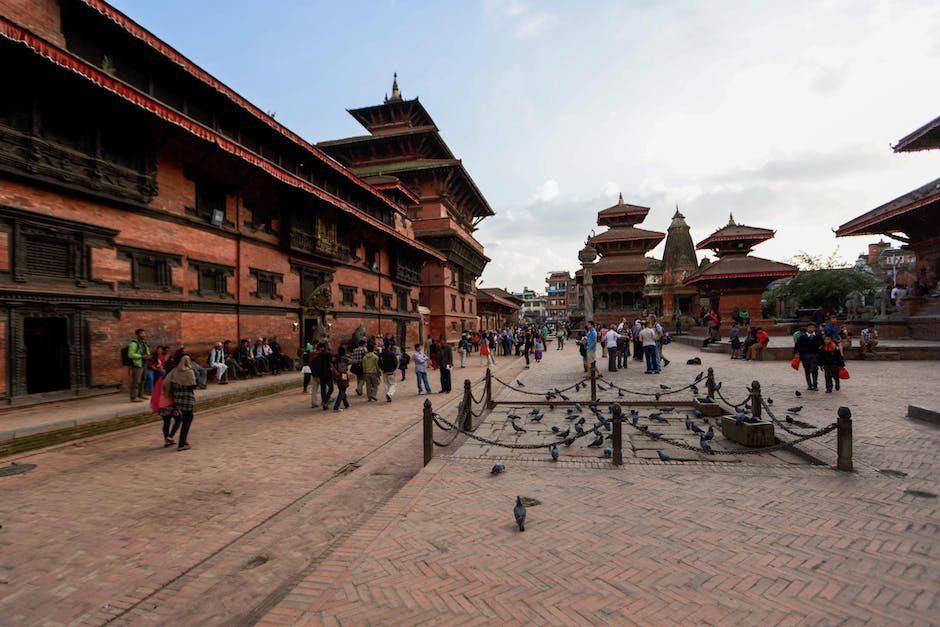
top-left (1, 343), bottom-right (938, 625)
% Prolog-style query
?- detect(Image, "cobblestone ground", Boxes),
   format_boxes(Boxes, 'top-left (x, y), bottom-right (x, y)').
top-left (1, 342), bottom-right (938, 625)
top-left (260, 342), bottom-right (940, 625)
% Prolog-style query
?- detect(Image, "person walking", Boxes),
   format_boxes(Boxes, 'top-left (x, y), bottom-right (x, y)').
top-left (582, 321), bottom-right (598, 375)
top-left (412, 344), bottom-right (432, 394)
top-left (479, 339), bottom-right (492, 367)
top-left (380, 343), bottom-right (399, 402)
top-left (794, 323), bottom-right (823, 391)
top-left (458, 334), bottom-right (469, 368)
top-left (332, 346), bottom-right (351, 411)
top-left (349, 339), bottom-right (367, 397)
top-left (439, 340), bottom-right (453, 393)
top-left (127, 328), bottom-right (151, 402)
top-left (606, 325), bottom-right (619, 372)
top-left (361, 343), bottom-right (380, 402)
top-left (162, 355), bottom-right (197, 451)
top-left (818, 335), bottom-right (845, 393)
top-left (639, 319), bottom-right (661, 374)
top-left (311, 342), bottom-right (334, 409)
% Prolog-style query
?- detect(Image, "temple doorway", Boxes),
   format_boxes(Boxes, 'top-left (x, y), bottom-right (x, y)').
top-left (25, 317), bottom-right (70, 394)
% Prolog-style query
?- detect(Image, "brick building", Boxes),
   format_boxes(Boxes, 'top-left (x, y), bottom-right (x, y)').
top-left (0, 0), bottom-right (446, 404)
top-left (318, 76), bottom-right (493, 343)
top-left (544, 270), bottom-right (571, 324)
top-left (476, 288), bottom-right (522, 330)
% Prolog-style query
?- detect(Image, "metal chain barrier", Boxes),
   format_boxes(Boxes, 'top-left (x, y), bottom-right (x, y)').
top-left (760, 397), bottom-right (819, 437)
top-left (623, 417), bottom-right (837, 455)
top-left (432, 413), bottom-right (596, 449)
top-left (715, 386), bottom-right (751, 409)
top-left (606, 377), bottom-right (701, 398)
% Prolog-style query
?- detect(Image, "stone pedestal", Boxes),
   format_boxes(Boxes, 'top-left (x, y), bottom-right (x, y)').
top-left (694, 398), bottom-right (725, 417)
top-left (720, 417), bottom-right (775, 447)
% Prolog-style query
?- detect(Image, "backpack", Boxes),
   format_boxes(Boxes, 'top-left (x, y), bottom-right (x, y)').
top-left (380, 349), bottom-right (398, 373)
top-left (661, 332), bottom-right (672, 345)
top-left (399, 352), bottom-right (411, 366)
top-left (121, 340), bottom-right (138, 366)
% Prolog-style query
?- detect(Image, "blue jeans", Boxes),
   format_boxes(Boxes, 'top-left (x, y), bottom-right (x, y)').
top-left (416, 371), bottom-right (431, 393)
top-left (644, 345), bottom-right (659, 372)
top-left (333, 387), bottom-right (349, 410)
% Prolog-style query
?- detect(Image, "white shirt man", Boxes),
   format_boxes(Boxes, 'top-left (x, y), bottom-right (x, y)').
top-left (208, 342), bottom-right (228, 383)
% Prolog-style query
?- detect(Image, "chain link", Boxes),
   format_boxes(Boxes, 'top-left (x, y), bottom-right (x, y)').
top-left (432, 413), bottom-right (596, 449)
top-left (715, 386), bottom-right (751, 409)
top-left (623, 417), bottom-right (837, 455)
top-left (760, 397), bottom-right (819, 436)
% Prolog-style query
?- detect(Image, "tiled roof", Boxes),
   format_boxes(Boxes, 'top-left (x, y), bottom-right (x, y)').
top-left (590, 227), bottom-right (665, 243)
top-left (836, 177), bottom-right (940, 237)
top-left (696, 224), bottom-right (774, 250)
top-left (684, 255), bottom-right (797, 284)
top-left (894, 115), bottom-right (940, 152)
top-left (591, 255), bottom-right (654, 276)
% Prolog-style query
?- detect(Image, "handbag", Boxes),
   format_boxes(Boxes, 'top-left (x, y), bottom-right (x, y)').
top-left (790, 355), bottom-right (801, 370)
top-left (838, 367), bottom-right (850, 380)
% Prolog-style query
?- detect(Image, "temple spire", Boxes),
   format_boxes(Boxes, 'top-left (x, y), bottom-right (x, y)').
top-left (673, 203), bottom-right (683, 219)
top-left (728, 212), bottom-right (736, 226)
top-left (385, 72), bottom-right (402, 103)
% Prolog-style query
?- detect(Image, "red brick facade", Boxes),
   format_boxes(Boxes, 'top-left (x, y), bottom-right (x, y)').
top-left (0, 0), bottom-right (442, 403)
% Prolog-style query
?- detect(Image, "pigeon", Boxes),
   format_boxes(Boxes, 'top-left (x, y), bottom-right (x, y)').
top-left (693, 409), bottom-right (703, 418)
top-left (603, 447), bottom-right (613, 458)
top-left (592, 423), bottom-right (601, 436)
top-left (575, 422), bottom-right (584, 435)
top-left (491, 463), bottom-right (505, 475)
top-left (555, 428), bottom-right (570, 438)
top-left (618, 389), bottom-right (624, 397)
top-left (551, 426), bottom-right (560, 433)
top-left (785, 415), bottom-right (793, 423)
top-left (631, 414), bottom-right (639, 427)
top-left (657, 450), bottom-right (671, 462)
top-left (511, 421), bottom-right (527, 433)
top-left (655, 393), bottom-right (661, 401)
top-left (545, 393), bottom-right (554, 401)
top-left (715, 382), bottom-right (722, 391)
top-left (559, 394), bottom-right (569, 401)
top-left (660, 407), bottom-right (675, 413)
top-left (588, 435), bottom-right (604, 447)
top-left (684, 416), bottom-right (692, 431)
top-left (650, 413), bottom-right (668, 423)
top-left (550, 445), bottom-right (559, 461)
top-left (528, 408), bottom-right (541, 415)
top-left (575, 403), bottom-right (583, 412)
top-left (700, 437), bottom-right (712, 452)
top-left (660, 384), bottom-right (671, 390)
top-left (508, 413), bottom-right (522, 421)
top-left (548, 404), bottom-right (555, 411)
top-left (787, 406), bottom-right (803, 413)
top-left (566, 408), bottom-right (574, 415)
top-left (574, 383), bottom-right (581, 392)
top-left (767, 398), bottom-right (774, 405)
top-left (565, 413), bottom-right (578, 421)
top-left (795, 390), bottom-right (802, 397)
top-left (637, 424), bottom-right (649, 432)
top-left (704, 426), bottom-right (714, 441)
top-left (691, 385), bottom-right (699, 395)
top-left (691, 423), bottom-right (705, 435)
top-left (735, 409), bottom-right (746, 425)
top-left (530, 414), bottom-right (544, 422)
top-left (514, 496), bottom-right (526, 531)
top-left (695, 371), bottom-right (705, 382)
top-left (704, 417), bottom-right (710, 425)
top-left (630, 409), bottom-right (639, 415)
top-left (576, 416), bottom-right (586, 425)
top-left (516, 379), bottom-right (525, 387)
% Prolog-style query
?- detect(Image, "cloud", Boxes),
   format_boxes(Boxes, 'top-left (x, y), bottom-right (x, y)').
top-left (601, 181), bottom-right (620, 197)
top-left (482, 0), bottom-right (554, 37)
top-left (533, 179), bottom-right (560, 202)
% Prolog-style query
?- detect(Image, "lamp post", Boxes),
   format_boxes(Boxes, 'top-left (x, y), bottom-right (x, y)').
top-left (579, 241), bottom-right (598, 323)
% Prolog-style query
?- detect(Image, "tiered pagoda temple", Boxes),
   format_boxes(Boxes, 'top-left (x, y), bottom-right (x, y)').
top-left (660, 209), bottom-right (700, 320)
top-left (319, 76), bottom-right (493, 342)
top-left (684, 214), bottom-right (797, 327)
top-left (586, 195), bottom-right (664, 320)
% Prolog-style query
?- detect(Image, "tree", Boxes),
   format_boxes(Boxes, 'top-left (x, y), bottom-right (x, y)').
top-left (770, 268), bottom-right (877, 313)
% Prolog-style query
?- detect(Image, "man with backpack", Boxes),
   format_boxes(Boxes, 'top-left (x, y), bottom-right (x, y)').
top-left (438, 340), bottom-right (453, 393)
top-left (126, 328), bottom-right (151, 402)
top-left (380, 343), bottom-right (399, 402)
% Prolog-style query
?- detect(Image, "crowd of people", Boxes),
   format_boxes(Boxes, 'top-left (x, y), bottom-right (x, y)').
top-left (575, 315), bottom-right (673, 376)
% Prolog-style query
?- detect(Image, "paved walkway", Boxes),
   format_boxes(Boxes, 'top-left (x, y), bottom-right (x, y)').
top-left (1, 342), bottom-right (937, 624)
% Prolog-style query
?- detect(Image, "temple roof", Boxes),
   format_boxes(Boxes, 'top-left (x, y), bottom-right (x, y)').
top-left (590, 226), bottom-right (666, 244)
top-left (347, 97), bottom-right (437, 133)
top-left (696, 214), bottom-right (775, 250)
top-left (597, 194), bottom-right (652, 227)
top-left (362, 175), bottom-right (420, 208)
top-left (894, 115), bottom-right (940, 153)
top-left (836, 177), bottom-right (940, 237)
top-left (477, 287), bottom-right (524, 309)
top-left (317, 126), bottom-right (454, 162)
top-left (684, 255), bottom-right (797, 285)
top-left (592, 255), bottom-right (654, 276)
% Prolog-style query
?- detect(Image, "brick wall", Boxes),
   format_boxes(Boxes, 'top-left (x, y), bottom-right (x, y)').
top-left (0, 0), bottom-right (65, 47)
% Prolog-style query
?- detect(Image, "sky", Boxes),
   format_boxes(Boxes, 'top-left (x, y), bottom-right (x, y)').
top-left (111, 0), bottom-right (940, 293)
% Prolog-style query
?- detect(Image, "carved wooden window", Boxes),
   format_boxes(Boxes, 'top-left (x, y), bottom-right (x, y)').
top-left (340, 285), bottom-right (357, 306)
top-left (451, 294), bottom-right (457, 312)
top-left (118, 247), bottom-right (180, 292)
top-left (382, 294), bottom-right (392, 310)
top-left (25, 235), bottom-right (72, 279)
top-left (194, 179), bottom-right (227, 226)
top-left (249, 268), bottom-right (283, 300)
top-left (365, 248), bottom-right (377, 270)
top-left (450, 266), bottom-right (457, 287)
top-left (190, 260), bottom-right (234, 298)
top-left (461, 297), bottom-right (466, 313)
top-left (411, 299), bottom-right (419, 313)
top-left (396, 288), bottom-right (408, 312)
top-left (364, 290), bottom-right (377, 310)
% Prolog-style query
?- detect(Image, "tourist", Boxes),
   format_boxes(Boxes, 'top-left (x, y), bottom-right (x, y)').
top-left (412, 344), bottom-right (431, 394)
top-left (350, 339), bottom-right (367, 396)
top-left (840, 325), bottom-right (852, 349)
top-left (361, 343), bottom-right (380, 402)
top-left (162, 355), bottom-right (197, 451)
top-left (540, 324), bottom-right (550, 354)
top-left (208, 342), bottom-right (229, 384)
top-left (556, 324), bottom-right (566, 350)
top-left (582, 320), bottom-right (598, 375)
top-left (252, 338), bottom-right (269, 374)
top-left (380, 343), bottom-right (399, 401)
top-left (817, 335), bottom-right (845, 393)
top-left (605, 324), bottom-right (619, 372)
top-left (739, 308), bottom-right (750, 327)
top-left (301, 342), bottom-right (314, 394)
top-left (747, 327), bottom-right (770, 360)
top-left (728, 322), bottom-right (741, 359)
top-left (891, 284), bottom-right (906, 311)
top-left (522, 330), bottom-right (533, 368)
top-left (794, 323), bottom-right (823, 391)
top-left (632, 319), bottom-right (644, 361)
top-left (398, 349), bottom-right (410, 381)
top-left (533, 334), bottom-right (544, 363)
top-left (438, 340), bottom-right (453, 393)
top-left (331, 346), bottom-right (351, 411)
top-left (222, 340), bottom-right (245, 379)
top-left (307, 344), bottom-right (321, 409)
top-left (599, 324), bottom-right (609, 359)
top-left (235, 339), bottom-right (258, 377)
top-left (127, 328), bottom-right (151, 402)
top-left (146, 344), bottom-right (167, 395)
top-left (311, 342), bottom-right (334, 409)
top-left (823, 315), bottom-right (841, 341)
top-left (639, 318), bottom-right (661, 374)
top-left (616, 321), bottom-right (630, 368)
top-left (860, 326), bottom-right (879, 353)
top-left (458, 334), bottom-right (470, 368)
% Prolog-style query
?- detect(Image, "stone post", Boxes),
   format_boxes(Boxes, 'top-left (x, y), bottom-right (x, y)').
top-left (462, 379), bottom-right (473, 431)
top-left (751, 380), bottom-right (762, 418)
top-left (579, 242), bottom-right (598, 323)
top-left (611, 404), bottom-right (623, 466)
top-left (423, 398), bottom-right (433, 466)
top-left (590, 363), bottom-right (597, 402)
top-left (485, 368), bottom-right (494, 408)
top-left (837, 406), bottom-right (853, 471)
top-left (706, 367), bottom-right (716, 399)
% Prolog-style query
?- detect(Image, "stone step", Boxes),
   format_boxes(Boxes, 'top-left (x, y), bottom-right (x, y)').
top-left (908, 404), bottom-right (940, 426)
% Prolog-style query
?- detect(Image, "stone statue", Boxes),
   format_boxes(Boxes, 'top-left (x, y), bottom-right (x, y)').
top-left (846, 290), bottom-right (862, 319)
top-left (348, 325), bottom-right (368, 349)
